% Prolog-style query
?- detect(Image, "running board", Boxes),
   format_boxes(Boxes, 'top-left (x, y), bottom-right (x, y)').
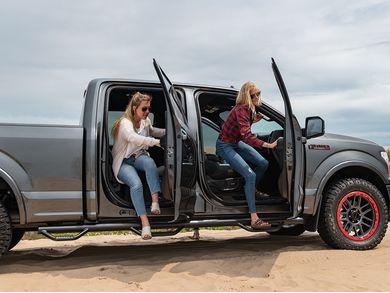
top-left (39, 228), bottom-right (89, 241)
top-left (238, 217), bottom-right (304, 232)
top-left (129, 227), bottom-right (184, 236)
top-left (37, 217), bottom-right (305, 241)
top-left (38, 223), bottom-right (142, 241)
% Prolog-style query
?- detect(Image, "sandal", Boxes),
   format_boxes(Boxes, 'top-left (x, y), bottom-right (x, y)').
top-left (255, 190), bottom-right (271, 199)
top-left (251, 219), bottom-right (272, 230)
top-left (151, 202), bottom-right (161, 215)
top-left (141, 226), bottom-right (152, 240)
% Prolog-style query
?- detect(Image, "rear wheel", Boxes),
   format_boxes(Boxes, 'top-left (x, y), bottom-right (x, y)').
top-left (0, 201), bottom-right (12, 256)
top-left (318, 178), bottom-right (388, 250)
top-left (267, 224), bottom-right (305, 236)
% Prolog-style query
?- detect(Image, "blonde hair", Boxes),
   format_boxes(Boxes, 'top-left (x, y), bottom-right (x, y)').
top-left (235, 81), bottom-right (261, 108)
top-left (111, 92), bottom-right (152, 140)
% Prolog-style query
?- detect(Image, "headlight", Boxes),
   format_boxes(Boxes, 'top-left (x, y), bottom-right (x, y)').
top-left (381, 151), bottom-right (389, 165)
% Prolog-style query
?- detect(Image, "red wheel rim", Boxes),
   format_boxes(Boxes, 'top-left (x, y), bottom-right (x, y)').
top-left (336, 191), bottom-right (379, 241)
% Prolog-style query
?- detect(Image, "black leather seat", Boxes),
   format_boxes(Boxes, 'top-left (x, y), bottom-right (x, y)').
top-left (204, 154), bottom-right (240, 179)
top-left (204, 154), bottom-right (243, 193)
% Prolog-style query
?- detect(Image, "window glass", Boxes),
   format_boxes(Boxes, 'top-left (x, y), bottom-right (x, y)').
top-left (219, 111), bottom-right (230, 121)
top-left (251, 118), bottom-right (282, 136)
top-left (201, 122), bottom-right (219, 154)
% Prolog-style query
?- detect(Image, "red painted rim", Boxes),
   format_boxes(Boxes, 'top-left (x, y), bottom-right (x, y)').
top-left (336, 191), bottom-right (379, 241)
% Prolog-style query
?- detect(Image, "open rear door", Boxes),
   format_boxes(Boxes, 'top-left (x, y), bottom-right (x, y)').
top-left (272, 58), bottom-right (305, 218)
top-left (153, 59), bottom-right (197, 221)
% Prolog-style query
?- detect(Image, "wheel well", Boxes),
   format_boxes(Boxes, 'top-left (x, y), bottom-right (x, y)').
top-left (0, 177), bottom-right (20, 223)
top-left (323, 166), bottom-right (389, 209)
top-left (305, 166), bottom-right (390, 233)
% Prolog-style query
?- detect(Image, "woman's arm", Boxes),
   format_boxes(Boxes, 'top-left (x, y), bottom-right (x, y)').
top-left (147, 117), bottom-right (165, 138)
top-left (150, 125), bottom-right (166, 138)
top-left (120, 119), bottom-right (159, 146)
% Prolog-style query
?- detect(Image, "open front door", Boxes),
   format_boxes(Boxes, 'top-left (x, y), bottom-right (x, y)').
top-left (272, 58), bottom-right (305, 218)
top-left (153, 59), bottom-right (197, 221)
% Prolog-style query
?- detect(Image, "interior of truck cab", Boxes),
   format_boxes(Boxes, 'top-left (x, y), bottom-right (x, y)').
top-left (103, 85), bottom-right (173, 211)
top-left (196, 91), bottom-right (288, 206)
top-left (102, 83), bottom-right (290, 216)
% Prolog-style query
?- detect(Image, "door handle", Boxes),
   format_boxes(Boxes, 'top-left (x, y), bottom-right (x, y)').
top-left (181, 129), bottom-right (188, 140)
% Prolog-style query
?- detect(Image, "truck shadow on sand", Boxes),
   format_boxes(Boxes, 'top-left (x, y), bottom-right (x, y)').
top-left (0, 232), bottom-right (327, 283)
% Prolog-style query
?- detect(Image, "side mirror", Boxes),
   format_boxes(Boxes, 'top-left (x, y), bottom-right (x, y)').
top-left (305, 116), bottom-right (325, 139)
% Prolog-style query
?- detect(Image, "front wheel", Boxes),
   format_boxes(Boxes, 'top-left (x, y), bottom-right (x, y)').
top-left (318, 178), bottom-right (388, 250)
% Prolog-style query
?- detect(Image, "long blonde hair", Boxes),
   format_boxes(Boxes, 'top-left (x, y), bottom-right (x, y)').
top-left (111, 92), bottom-right (152, 140)
top-left (235, 81), bottom-right (261, 108)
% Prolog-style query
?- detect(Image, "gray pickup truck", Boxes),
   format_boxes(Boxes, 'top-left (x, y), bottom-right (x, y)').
top-left (0, 59), bottom-right (389, 256)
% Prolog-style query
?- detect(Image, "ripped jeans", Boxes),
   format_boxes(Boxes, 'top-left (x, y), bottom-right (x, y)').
top-left (117, 154), bottom-right (161, 216)
top-left (216, 139), bottom-right (269, 213)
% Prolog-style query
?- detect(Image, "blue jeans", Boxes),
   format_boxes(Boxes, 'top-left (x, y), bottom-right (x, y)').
top-left (216, 139), bottom-right (269, 213)
top-left (117, 154), bottom-right (161, 216)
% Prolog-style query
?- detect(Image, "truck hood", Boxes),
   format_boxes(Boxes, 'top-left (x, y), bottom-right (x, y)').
top-left (323, 133), bottom-right (377, 146)
top-left (310, 132), bottom-right (385, 153)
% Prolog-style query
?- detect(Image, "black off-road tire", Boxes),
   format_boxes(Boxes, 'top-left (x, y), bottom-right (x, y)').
top-left (267, 224), bottom-right (306, 236)
top-left (9, 230), bottom-right (25, 250)
top-left (0, 201), bottom-right (12, 256)
top-left (318, 178), bottom-right (388, 250)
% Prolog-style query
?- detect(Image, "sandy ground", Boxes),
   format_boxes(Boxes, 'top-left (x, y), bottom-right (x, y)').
top-left (1, 229), bottom-right (390, 291)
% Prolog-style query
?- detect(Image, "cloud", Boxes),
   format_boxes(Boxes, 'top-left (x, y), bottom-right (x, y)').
top-left (0, 0), bottom-right (389, 145)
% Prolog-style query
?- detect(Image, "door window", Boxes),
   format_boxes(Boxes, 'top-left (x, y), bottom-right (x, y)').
top-left (201, 122), bottom-right (219, 155)
top-left (251, 116), bottom-right (283, 137)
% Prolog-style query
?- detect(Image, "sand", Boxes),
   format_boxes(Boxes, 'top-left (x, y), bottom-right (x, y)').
top-left (1, 229), bottom-right (390, 291)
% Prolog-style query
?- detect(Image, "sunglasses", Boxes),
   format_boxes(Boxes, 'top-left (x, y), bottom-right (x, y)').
top-left (252, 92), bottom-right (261, 98)
top-left (141, 106), bottom-right (152, 112)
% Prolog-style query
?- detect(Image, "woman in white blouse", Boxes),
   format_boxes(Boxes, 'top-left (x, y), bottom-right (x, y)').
top-left (111, 92), bottom-right (165, 240)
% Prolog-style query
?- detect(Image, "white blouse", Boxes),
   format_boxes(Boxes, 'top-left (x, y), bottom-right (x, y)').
top-left (112, 117), bottom-right (165, 183)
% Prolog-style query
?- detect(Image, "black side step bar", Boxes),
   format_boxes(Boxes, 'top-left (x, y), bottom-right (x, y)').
top-left (37, 217), bottom-right (305, 241)
top-left (238, 217), bottom-right (304, 232)
top-left (39, 228), bottom-right (89, 241)
top-left (129, 227), bottom-right (184, 236)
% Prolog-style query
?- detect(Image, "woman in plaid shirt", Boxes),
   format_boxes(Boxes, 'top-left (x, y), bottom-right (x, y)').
top-left (216, 81), bottom-right (279, 230)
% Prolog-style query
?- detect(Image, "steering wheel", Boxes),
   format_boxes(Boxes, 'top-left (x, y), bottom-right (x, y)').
top-left (268, 130), bottom-right (284, 168)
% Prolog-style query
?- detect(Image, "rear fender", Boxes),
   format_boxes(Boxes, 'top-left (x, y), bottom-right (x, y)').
top-left (0, 163), bottom-right (28, 224)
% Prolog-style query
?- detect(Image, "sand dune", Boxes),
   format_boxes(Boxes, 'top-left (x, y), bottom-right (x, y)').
top-left (1, 230), bottom-right (390, 291)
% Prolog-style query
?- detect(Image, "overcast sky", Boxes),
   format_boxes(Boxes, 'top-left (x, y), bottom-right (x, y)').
top-left (0, 0), bottom-right (389, 146)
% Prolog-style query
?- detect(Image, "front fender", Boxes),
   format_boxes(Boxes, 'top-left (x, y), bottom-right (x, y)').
top-left (304, 150), bottom-right (388, 216)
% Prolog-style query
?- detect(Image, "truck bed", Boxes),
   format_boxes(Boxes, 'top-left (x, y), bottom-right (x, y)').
top-left (0, 123), bottom-right (84, 223)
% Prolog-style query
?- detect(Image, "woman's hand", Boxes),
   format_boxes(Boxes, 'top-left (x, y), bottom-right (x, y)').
top-left (265, 137), bottom-right (282, 149)
top-left (269, 140), bottom-right (278, 149)
top-left (158, 135), bottom-right (167, 149)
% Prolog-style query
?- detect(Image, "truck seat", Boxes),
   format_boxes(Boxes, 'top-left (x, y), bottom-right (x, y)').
top-left (204, 154), bottom-right (240, 179)
top-left (204, 154), bottom-right (244, 193)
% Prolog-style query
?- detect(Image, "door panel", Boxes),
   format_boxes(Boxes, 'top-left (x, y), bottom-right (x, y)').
top-left (272, 58), bottom-right (304, 217)
top-left (153, 59), bottom-right (197, 221)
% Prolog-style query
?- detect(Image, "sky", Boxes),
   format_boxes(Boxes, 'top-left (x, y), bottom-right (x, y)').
top-left (0, 0), bottom-right (389, 146)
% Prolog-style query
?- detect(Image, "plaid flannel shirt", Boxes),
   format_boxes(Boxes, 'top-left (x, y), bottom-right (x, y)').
top-left (218, 104), bottom-right (265, 148)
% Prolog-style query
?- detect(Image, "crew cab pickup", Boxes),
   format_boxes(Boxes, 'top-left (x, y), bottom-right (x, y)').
top-left (1, 59), bottom-right (389, 256)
